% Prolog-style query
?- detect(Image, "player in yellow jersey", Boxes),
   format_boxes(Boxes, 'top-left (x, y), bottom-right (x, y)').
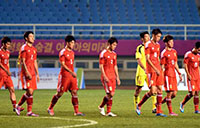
top-left (134, 31), bottom-right (157, 113)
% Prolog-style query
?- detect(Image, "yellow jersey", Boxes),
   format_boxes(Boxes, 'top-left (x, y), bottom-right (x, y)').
top-left (135, 44), bottom-right (146, 76)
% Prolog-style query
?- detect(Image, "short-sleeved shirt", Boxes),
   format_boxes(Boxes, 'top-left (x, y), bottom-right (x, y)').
top-left (59, 48), bottom-right (74, 76)
top-left (161, 48), bottom-right (178, 77)
top-left (20, 44), bottom-right (37, 76)
top-left (135, 43), bottom-right (146, 76)
top-left (0, 49), bottom-right (10, 77)
top-left (184, 51), bottom-right (200, 80)
top-left (99, 49), bottom-right (117, 79)
top-left (145, 41), bottom-right (161, 73)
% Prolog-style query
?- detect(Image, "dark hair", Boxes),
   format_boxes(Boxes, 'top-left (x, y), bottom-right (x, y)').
top-left (65, 35), bottom-right (76, 43)
top-left (108, 37), bottom-right (118, 44)
top-left (24, 31), bottom-right (34, 41)
top-left (152, 28), bottom-right (162, 35)
top-left (140, 31), bottom-right (149, 38)
top-left (1, 36), bottom-right (11, 45)
top-left (195, 41), bottom-right (200, 49)
top-left (163, 35), bottom-right (173, 43)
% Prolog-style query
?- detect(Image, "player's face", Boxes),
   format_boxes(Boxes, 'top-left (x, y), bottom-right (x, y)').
top-left (67, 40), bottom-right (75, 49)
top-left (110, 42), bottom-right (117, 51)
top-left (153, 33), bottom-right (162, 42)
top-left (167, 39), bottom-right (174, 48)
top-left (195, 47), bottom-right (200, 54)
top-left (3, 42), bottom-right (11, 50)
top-left (143, 34), bottom-right (150, 43)
top-left (26, 33), bottom-right (34, 44)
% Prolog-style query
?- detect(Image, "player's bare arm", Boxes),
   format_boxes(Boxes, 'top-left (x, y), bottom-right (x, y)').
top-left (34, 60), bottom-right (40, 82)
top-left (114, 65), bottom-right (121, 86)
top-left (99, 64), bottom-right (109, 82)
top-left (0, 58), bottom-right (11, 76)
top-left (175, 62), bottom-right (182, 81)
top-left (146, 54), bottom-right (160, 75)
top-left (184, 63), bottom-right (191, 80)
top-left (22, 58), bottom-right (32, 80)
top-left (137, 58), bottom-right (146, 74)
top-left (61, 61), bottom-right (77, 78)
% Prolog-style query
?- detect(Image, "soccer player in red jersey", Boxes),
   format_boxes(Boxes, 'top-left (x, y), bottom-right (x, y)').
top-left (0, 37), bottom-right (23, 115)
top-left (160, 35), bottom-right (182, 116)
top-left (136, 28), bottom-right (167, 117)
top-left (16, 31), bottom-right (40, 116)
top-left (47, 35), bottom-right (84, 116)
top-left (98, 37), bottom-right (121, 117)
top-left (180, 41), bottom-right (200, 114)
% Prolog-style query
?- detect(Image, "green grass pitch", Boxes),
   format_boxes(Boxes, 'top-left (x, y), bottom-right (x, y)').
top-left (0, 89), bottom-right (200, 128)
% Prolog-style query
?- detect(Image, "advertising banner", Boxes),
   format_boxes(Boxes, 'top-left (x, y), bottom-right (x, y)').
top-left (2, 68), bottom-right (85, 90)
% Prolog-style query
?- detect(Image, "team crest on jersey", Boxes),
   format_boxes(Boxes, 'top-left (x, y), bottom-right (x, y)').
top-left (67, 54), bottom-right (69, 57)
top-left (151, 80), bottom-right (154, 85)
top-left (152, 47), bottom-right (154, 50)
top-left (28, 50), bottom-right (30, 52)
top-left (114, 56), bottom-right (116, 59)
top-left (170, 84), bottom-right (172, 89)
top-left (27, 82), bottom-right (30, 87)
top-left (157, 48), bottom-right (159, 51)
top-left (2, 54), bottom-right (4, 57)
top-left (192, 57), bottom-right (194, 59)
top-left (192, 85), bottom-right (195, 89)
top-left (168, 54), bottom-right (170, 57)
top-left (108, 56), bottom-right (110, 58)
top-left (174, 53), bottom-right (176, 57)
top-left (7, 54), bottom-right (9, 57)
top-left (34, 50), bottom-right (36, 54)
top-left (109, 86), bottom-right (112, 91)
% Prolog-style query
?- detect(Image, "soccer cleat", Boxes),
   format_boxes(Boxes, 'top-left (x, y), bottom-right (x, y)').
top-left (74, 112), bottom-right (85, 116)
top-left (194, 110), bottom-right (200, 114)
top-left (169, 112), bottom-right (178, 116)
top-left (179, 103), bottom-right (184, 113)
top-left (47, 109), bottom-right (54, 116)
top-left (14, 107), bottom-right (20, 116)
top-left (135, 104), bottom-right (141, 115)
top-left (106, 112), bottom-right (117, 117)
top-left (27, 112), bottom-right (39, 117)
top-left (156, 113), bottom-right (167, 117)
top-left (13, 107), bottom-right (24, 112)
top-left (98, 106), bottom-right (105, 116)
top-left (152, 108), bottom-right (157, 113)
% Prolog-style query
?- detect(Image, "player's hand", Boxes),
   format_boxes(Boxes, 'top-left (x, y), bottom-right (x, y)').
top-left (36, 74), bottom-right (40, 82)
top-left (117, 77), bottom-right (121, 86)
top-left (7, 71), bottom-right (12, 76)
top-left (103, 75), bottom-right (109, 83)
top-left (155, 68), bottom-right (160, 75)
top-left (179, 74), bottom-right (183, 81)
top-left (187, 74), bottom-right (191, 81)
top-left (26, 72), bottom-right (32, 80)
top-left (71, 72), bottom-right (77, 78)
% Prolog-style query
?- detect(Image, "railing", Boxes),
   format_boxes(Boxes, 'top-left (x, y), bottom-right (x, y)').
top-left (0, 24), bottom-right (200, 40)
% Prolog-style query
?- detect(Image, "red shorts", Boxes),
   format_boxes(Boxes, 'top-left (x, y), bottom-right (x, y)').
top-left (57, 74), bottom-right (78, 93)
top-left (24, 75), bottom-right (37, 90)
top-left (164, 76), bottom-right (177, 91)
top-left (0, 75), bottom-right (14, 89)
top-left (101, 77), bottom-right (116, 93)
top-left (147, 72), bottom-right (164, 88)
top-left (187, 79), bottom-right (200, 91)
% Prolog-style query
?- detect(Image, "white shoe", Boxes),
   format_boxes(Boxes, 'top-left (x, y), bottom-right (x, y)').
top-left (106, 112), bottom-right (117, 117)
top-left (98, 106), bottom-right (105, 116)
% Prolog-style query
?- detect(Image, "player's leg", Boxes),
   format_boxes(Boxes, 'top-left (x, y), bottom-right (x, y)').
top-left (99, 78), bottom-right (109, 116)
top-left (71, 89), bottom-right (84, 116)
top-left (134, 86), bottom-right (142, 109)
top-left (151, 95), bottom-right (157, 113)
top-left (105, 92), bottom-right (117, 117)
top-left (156, 85), bottom-right (167, 117)
top-left (194, 91), bottom-right (199, 113)
top-left (26, 88), bottom-right (38, 116)
top-left (166, 91), bottom-right (178, 116)
top-left (48, 91), bottom-right (63, 116)
top-left (180, 91), bottom-right (194, 113)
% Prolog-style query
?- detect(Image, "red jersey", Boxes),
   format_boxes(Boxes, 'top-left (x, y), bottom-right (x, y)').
top-left (0, 49), bottom-right (10, 76)
top-left (99, 49), bottom-right (117, 79)
top-left (184, 51), bottom-right (200, 80)
top-left (20, 43), bottom-right (37, 76)
top-left (145, 41), bottom-right (161, 73)
top-left (161, 48), bottom-right (178, 77)
top-left (59, 48), bottom-right (74, 76)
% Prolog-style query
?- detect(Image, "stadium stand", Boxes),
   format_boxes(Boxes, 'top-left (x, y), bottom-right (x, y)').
top-left (0, 0), bottom-right (200, 40)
